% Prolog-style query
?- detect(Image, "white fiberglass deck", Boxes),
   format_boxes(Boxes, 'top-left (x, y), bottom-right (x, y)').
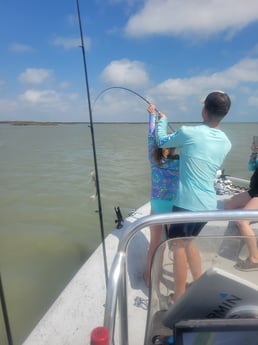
top-left (22, 203), bottom-right (151, 345)
top-left (23, 196), bottom-right (258, 344)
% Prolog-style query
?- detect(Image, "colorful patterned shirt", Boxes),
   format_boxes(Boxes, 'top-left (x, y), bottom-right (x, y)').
top-left (148, 113), bottom-right (179, 200)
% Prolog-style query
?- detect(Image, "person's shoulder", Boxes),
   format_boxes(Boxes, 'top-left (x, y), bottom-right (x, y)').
top-left (218, 129), bottom-right (231, 142)
top-left (180, 124), bottom-right (203, 134)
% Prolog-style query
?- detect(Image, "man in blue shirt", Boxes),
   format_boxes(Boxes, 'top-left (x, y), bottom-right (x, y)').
top-left (156, 91), bottom-right (232, 301)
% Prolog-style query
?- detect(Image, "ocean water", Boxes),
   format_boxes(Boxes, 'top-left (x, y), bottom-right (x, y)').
top-left (0, 122), bottom-right (258, 344)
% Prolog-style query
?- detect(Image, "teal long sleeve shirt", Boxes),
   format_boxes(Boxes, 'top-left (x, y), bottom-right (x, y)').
top-left (156, 117), bottom-right (232, 211)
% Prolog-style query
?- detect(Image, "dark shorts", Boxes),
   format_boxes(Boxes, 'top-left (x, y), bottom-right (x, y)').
top-left (248, 168), bottom-right (258, 198)
top-left (167, 206), bottom-right (207, 239)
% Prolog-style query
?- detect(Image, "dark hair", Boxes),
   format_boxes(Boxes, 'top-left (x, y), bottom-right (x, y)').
top-left (153, 144), bottom-right (179, 165)
top-left (204, 91), bottom-right (231, 118)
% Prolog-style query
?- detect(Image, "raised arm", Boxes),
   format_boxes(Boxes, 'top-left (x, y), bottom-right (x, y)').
top-left (148, 104), bottom-right (156, 136)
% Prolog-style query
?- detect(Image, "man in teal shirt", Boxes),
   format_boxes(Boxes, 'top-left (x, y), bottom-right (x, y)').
top-left (156, 91), bottom-right (232, 301)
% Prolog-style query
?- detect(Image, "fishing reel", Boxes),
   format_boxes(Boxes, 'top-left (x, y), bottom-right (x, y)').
top-left (114, 206), bottom-right (124, 229)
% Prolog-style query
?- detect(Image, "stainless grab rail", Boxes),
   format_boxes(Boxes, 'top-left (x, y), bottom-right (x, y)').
top-left (104, 209), bottom-right (258, 345)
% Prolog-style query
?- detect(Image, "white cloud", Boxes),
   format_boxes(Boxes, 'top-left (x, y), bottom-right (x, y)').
top-left (0, 99), bottom-right (18, 113)
top-left (19, 89), bottom-right (60, 104)
top-left (92, 90), bottom-right (147, 121)
top-left (125, 0), bottom-right (258, 38)
top-left (19, 89), bottom-right (79, 105)
top-left (59, 81), bottom-right (71, 89)
top-left (248, 94), bottom-right (258, 107)
top-left (18, 68), bottom-right (53, 85)
top-left (95, 57), bottom-right (258, 122)
top-left (252, 44), bottom-right (258, 56)
top-left (225, 58), bottom-right (258, 83)
top-left (100, 59), bottom-right (150, 86)
top-left (51, 36), bottom-right (90, 50)
top-left (16, 89), bottom-right (81, 121)
top-left (3, 57), bottom-right (258, 123)
top-left (9, 43), bottom-right (34, 52)
top-left (67, 14), bottom-right (77, 26)
top-left (147, 58), bottom-right (258, 101)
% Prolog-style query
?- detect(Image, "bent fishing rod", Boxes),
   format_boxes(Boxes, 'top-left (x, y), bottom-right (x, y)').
top-left (93, 86), bottom-right (175, 132)
top-left (76, 0), bottom-right (108, 287)
top-left (93, 86), bottom-right (154, 109)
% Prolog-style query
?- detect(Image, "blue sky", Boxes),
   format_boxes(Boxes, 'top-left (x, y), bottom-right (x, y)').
top-left (1, 0), bottom-right (258, 122)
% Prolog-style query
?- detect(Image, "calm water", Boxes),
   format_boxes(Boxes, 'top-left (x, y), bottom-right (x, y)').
top-left (0, 122), bottom-right (258, 344)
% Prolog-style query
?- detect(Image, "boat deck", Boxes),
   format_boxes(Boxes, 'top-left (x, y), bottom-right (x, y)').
top-left (23, 195), bottom-right (258, 345)
top-left (22, 203), bottom-right (151, 345)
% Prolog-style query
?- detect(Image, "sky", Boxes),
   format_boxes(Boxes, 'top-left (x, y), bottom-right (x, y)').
top-left (1, 0), bottom-right (258, 123)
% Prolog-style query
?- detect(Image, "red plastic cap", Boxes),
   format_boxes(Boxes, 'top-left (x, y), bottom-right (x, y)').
top-left (90, 327), bottom-right (109, 345)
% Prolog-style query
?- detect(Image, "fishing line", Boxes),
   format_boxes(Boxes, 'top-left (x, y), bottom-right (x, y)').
top-left (76, 0), bottom-right (108, 287)
top-left (93, 86), bottom-right (175, 132)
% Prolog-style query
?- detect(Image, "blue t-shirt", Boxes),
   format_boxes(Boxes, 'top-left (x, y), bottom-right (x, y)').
top-left (157, 117), bottom-right (232, 211)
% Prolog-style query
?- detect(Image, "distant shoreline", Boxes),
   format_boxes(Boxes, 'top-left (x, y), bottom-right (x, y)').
top-left (0, 121), bottom-right (254, 126)
top-left (0, 121), bottom-right (178, 126)
top-left (0, 121), bottom-right (86, 126)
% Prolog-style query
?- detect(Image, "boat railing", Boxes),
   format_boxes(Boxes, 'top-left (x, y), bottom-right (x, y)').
top-left (104, 209), bottom-right (258, 345)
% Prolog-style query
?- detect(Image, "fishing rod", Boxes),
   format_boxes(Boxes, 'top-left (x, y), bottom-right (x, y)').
top-left (93, 86), bottom-right (175, 132)
top-left (75, 0), bottom-right (108, 287)
top-left (93, 86), bottom-right (155, 110)
top-left (0, 273), bottom-right (13, 345)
